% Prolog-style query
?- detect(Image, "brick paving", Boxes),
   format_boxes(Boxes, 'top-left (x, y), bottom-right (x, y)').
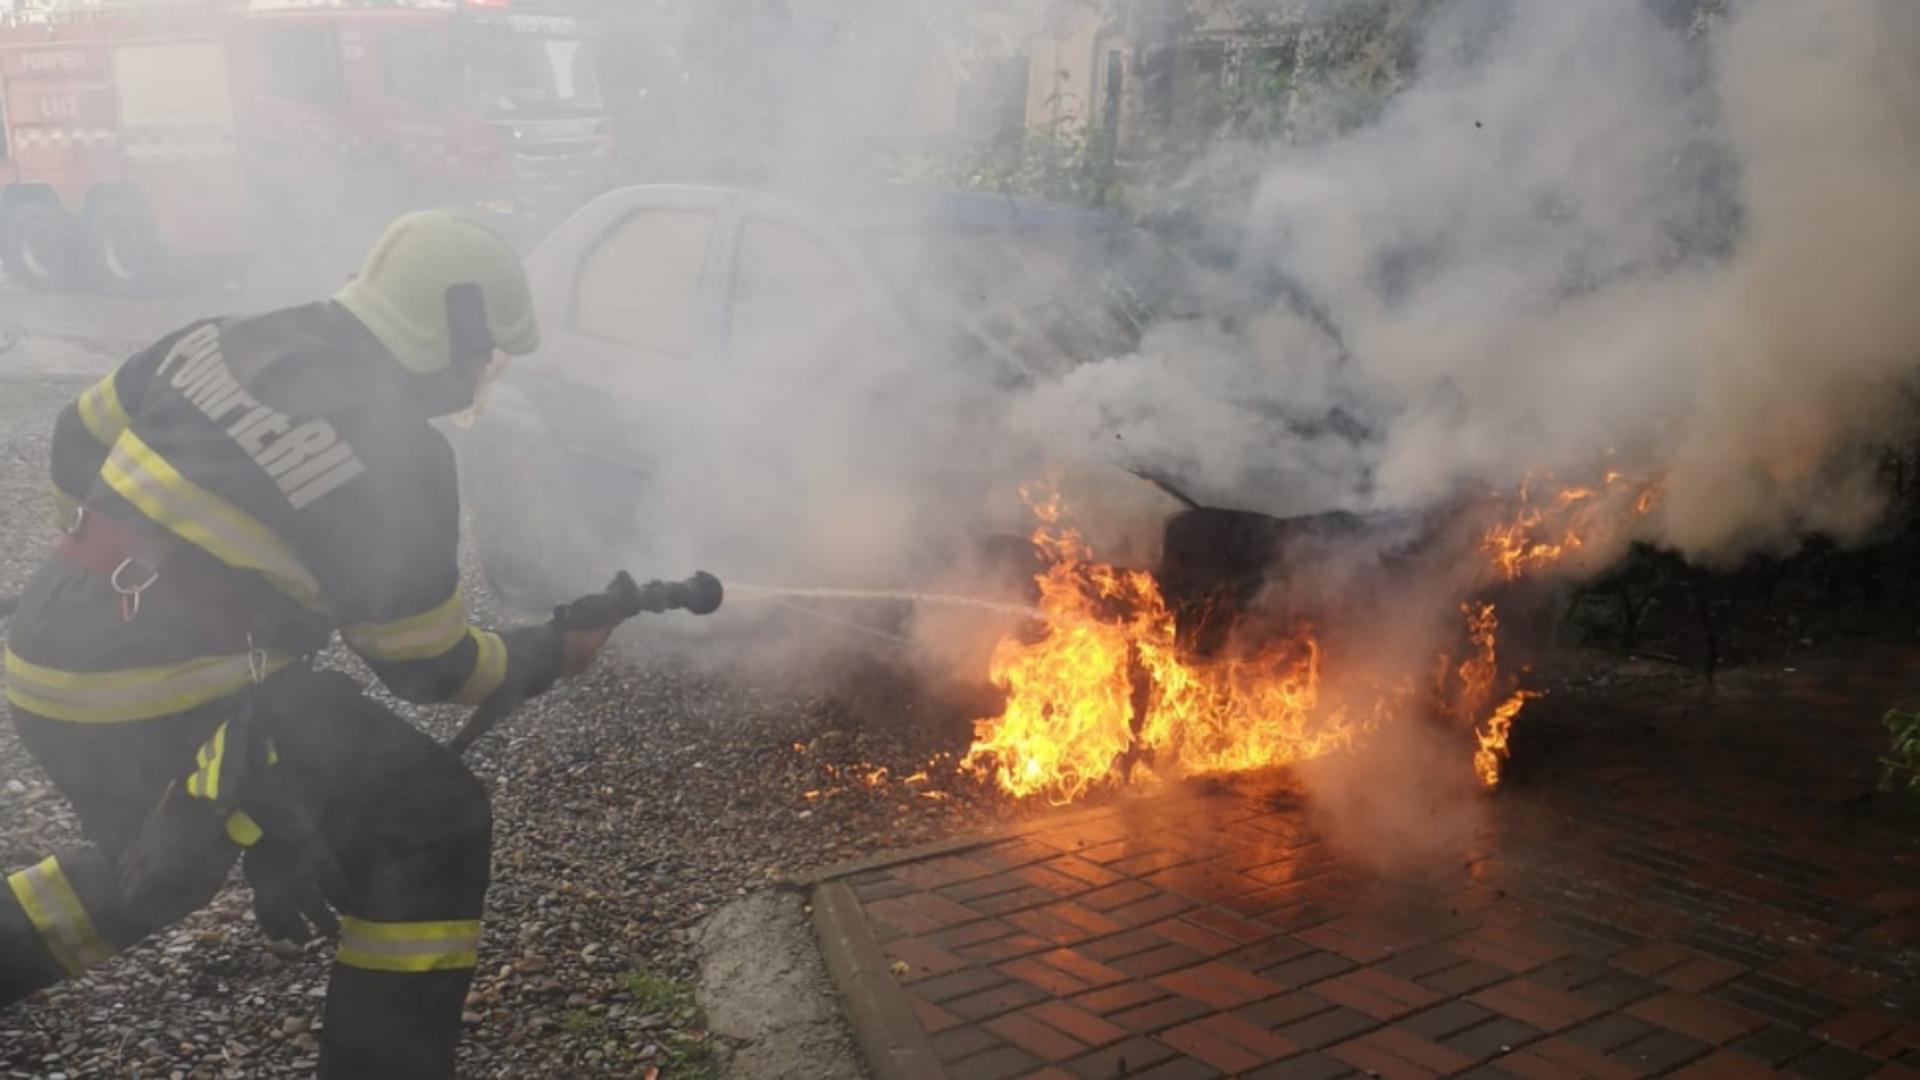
top-left (821, 650), bottom-right (1920, 1079)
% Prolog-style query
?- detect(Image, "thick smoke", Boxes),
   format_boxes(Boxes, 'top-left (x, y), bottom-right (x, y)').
top-left (481, 1), bottom-right (1097, 683)
top-left (586, 0), bottom-right (1920, 618)
top-left (1013, 0), bottom-right (1920, 567)
top-left (486, 0), bottom-right (1920, 848)
top-left (1661, 1), bottom-right (1920, 556)
top-left (979, 0), bottom-right (1920, 860)
top-left (581, 0), bottom-right (1920, 670)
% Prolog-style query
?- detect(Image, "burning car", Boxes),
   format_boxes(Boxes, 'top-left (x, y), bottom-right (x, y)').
top-left (454, 183), bottom-right (1201, 609)
top-left (454, 182), bottom-right (1663, 805)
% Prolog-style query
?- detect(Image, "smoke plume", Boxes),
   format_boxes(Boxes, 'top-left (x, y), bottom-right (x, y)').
top-left (485, 0), bottom-right (1920, 852)
top-left (1015, 0), bottom-right (1920, 568)
top-left (963, 0), bottom-right (1920, 859)
top-left (595, 0), bottom-right (1920, 647)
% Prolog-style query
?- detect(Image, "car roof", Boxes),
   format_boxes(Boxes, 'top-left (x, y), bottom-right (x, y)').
top-left (572, 182), bottom-right (1138, 237)
top-left (841, 190), bottom-right (1125, 232)
top-left (759, 183), bottom-right (1130, 233)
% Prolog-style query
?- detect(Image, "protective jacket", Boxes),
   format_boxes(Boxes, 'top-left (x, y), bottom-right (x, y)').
top-left (1, 302), bottom-right (558, 1079)
top-left (7, 301), bottom-right (558, 722)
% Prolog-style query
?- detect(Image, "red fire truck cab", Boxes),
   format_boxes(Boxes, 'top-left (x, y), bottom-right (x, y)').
top-left (0, 0), bottom-right (611, 293)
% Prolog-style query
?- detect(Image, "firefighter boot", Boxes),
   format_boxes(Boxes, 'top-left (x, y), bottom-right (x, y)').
top-left (320, 966), bottom-right (480, 1080)
top-left (312, 711), bottom-right (493, 1080)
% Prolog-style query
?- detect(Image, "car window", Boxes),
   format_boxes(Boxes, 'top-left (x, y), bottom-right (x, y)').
top-left (260, 26), bottom-right (346, 106)
top-left (571, 210), bottom-right (713, 359)
top-left (863, 226), bottom-right (1191, 382)
top-left (728, 219), bottom-right (864, 367)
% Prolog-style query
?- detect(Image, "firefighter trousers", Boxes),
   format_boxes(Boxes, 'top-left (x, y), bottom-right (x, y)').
top-left (0, 666), bottom-right (492, 1079)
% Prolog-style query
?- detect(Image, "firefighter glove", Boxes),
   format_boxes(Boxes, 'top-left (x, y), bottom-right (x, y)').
top-left (242, 838), bottom-right (342, 945)
top-left (117, 782), bottom-right (240, 928)
top-left (231, 768), bottom-right (350, 945)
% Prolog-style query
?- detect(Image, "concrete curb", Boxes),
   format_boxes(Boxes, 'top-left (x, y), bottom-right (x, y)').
top-left (810, 880), bottom-right (944, 1080)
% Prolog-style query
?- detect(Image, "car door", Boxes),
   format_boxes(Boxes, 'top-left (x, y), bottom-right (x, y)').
top-left (718, 195), bottom-right (915, 371)
top-left (513, 186), bottom-right (733, 548)
top-left (711, 196), bottom-right (978, 577)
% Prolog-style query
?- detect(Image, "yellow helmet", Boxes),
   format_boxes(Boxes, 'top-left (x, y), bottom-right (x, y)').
top-left (334, 210), bottom-right (539, 376)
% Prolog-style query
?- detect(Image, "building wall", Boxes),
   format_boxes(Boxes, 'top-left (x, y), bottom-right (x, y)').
top-left (1009, 0), bottom-right (1436, 155)
top-left (1023, 8), bottom-right (1105, 131)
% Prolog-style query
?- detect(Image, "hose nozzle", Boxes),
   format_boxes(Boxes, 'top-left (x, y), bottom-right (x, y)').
top-left (555, 571), bottom-right (725, 629)
top-left (637, 570), bottom-right (725, 616)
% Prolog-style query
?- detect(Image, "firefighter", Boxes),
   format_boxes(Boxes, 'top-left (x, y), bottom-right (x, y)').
top-left (0, 210), bottom-right (612, 1077)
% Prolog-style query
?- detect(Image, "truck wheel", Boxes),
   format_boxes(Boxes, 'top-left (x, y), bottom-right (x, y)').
top-left (87, 200), bottom-right (168, 295)
top-left (3, 202), bottom-right (85, 292)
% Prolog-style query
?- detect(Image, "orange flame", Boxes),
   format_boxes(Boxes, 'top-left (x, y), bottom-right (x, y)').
top-left (1473, 690), bottom-right (1539, 788)
top-left (1482, 471), bottom-right (1663, 581)
top-left (963, 503), bottom-right (1360, 804)
top-left (1455, 602), bottom-right (1502, 715)
top-left (1446, 602), bottom-right (1542, 788)
top-left (966, 471), bottom-right (1655, 804)
top-left (1470, 471), bottom-right (1658, 779)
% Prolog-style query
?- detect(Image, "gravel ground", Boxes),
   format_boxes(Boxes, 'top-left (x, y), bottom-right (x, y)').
top-left (0, 371), bottom-right (1025, 1078)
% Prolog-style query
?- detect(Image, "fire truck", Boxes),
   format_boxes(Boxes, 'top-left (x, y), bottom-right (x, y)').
top-left (0, 0), bottom-right (612, 293)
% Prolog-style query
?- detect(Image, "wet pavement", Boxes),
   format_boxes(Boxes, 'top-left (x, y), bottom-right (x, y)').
top-left (811, 650), bottom-right (1920, 1080)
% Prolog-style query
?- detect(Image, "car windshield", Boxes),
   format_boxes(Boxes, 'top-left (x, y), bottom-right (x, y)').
top-left (459, 22), bottom-right (602, 116)
top-left (861, 226), bottom-right (1194, 383)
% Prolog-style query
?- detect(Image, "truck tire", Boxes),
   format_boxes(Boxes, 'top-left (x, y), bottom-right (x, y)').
top-left (2, 201), bottom-right (85, 292)
top-left (86, 199), bottom-right (169, 295)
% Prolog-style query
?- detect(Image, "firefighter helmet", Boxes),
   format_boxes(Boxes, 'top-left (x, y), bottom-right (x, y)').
top-left (334, 211), bottom-right (539, 376)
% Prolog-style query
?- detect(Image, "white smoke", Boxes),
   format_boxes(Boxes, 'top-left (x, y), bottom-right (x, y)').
top-left (489, 0), bottom-right (1920, 732)
top-left (1012, 0), bottom-right (1920, 567)
top-left (962, 0), bottom-right (1920, 857)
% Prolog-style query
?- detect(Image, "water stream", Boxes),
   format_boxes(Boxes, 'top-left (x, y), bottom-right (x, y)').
top-left (725, 582), bottom-right (1045, 621)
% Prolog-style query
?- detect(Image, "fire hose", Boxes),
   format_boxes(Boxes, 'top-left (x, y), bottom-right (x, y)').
top-left (446, 570), bottom-right (724, 755)
top-left (0, 572), bottom-right (727, 756)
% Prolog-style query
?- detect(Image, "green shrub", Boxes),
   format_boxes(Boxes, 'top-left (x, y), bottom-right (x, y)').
top-left (1881, 708), bottom-right (1920, 798)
